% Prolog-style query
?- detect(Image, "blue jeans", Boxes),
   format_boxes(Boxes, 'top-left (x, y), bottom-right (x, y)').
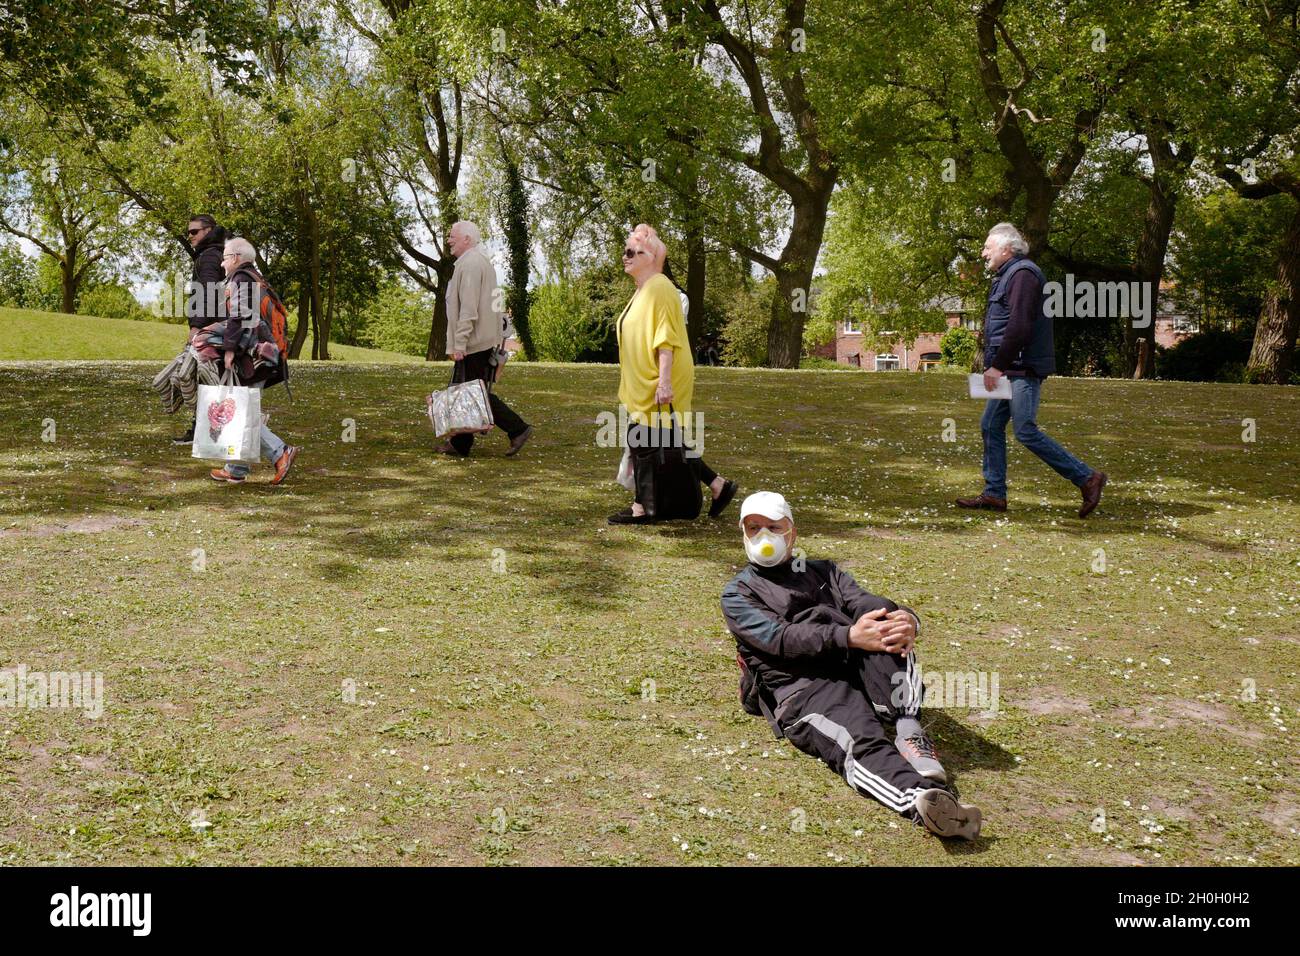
top-left (981, 376), bottom-right (1091, 499)
top-left (226, 385), bottom-right (286, 478)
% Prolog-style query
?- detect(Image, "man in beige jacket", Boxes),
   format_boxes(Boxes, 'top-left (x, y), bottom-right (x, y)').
top-left (440, 221), bottom-right (533, 457)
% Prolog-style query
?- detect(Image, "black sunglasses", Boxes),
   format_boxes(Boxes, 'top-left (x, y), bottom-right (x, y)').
top-left (187, 227), bottom-right (206, 236)
top-left (623, 248), bottom-right (644, 259)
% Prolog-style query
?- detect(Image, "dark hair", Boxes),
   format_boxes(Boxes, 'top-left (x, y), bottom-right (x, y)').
top-left (188, 214), bottom-right (216, 229)
top-left (662, 258), bottom-right (685, 294)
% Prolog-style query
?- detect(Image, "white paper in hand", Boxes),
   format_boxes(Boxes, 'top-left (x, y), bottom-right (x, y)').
top-left (968, 372), bottom-right (1013, 400)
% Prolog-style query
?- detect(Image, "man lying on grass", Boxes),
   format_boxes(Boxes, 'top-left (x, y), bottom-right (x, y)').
top-left (721, 492), bottom-right (983, 840)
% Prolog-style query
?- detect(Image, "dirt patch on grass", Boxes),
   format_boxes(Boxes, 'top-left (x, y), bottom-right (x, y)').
top-left (1109, 700), bottom-right (1265, 743)
top-left (0, 515), bottom-right (145, 537)
top-left (1016, 691), bottom-right (1092, 715)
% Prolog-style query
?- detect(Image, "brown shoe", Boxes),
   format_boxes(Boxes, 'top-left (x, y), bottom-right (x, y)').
top-left (955, 493), bottom-right (1007, 512)
top-left (1078, 470), bottom-right (1107, 518)
top-left (505, 425), bottom-right (533, 457)
top-left (270, 446), bottom-right (299, 486)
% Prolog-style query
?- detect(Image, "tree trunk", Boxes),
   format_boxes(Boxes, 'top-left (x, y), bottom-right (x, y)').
top-left (60, 258), bottom-right (76, 314)
top-left (1246, 201), bottom-right (1300, 383)
top-left (289, 288), bottom-right (309, 359)
top-left (425, 256), bottom-right (453, 360)
top-left (685, 215), bottom-right (706, 354)
top-left (766, 193), bottom-right (831, 368)
top-left (498, 149), bottom-right (535, 359)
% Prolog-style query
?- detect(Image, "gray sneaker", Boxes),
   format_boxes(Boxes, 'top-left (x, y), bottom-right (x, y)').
top-left (897, 731), bottom-right (947, 783)
top-left (914, 788), bottom-right (982, 841)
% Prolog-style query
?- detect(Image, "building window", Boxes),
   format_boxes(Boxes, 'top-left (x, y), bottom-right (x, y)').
top-left (842, 317), bottom-right (861, 335)
top-left (1171, 315), bottom-right (1199, 334)
top-left (875, 354), bottom-right (900, 371)
top-left (919, 351), bottom-right (942, 371)
top-left (847, 352), bottom-right (861, 367)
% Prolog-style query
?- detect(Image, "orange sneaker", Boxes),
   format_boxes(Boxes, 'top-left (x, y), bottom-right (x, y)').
top-left (270, 446), bottom-right (299, 485)
top-left (209, 467), bottom-right (245, 484)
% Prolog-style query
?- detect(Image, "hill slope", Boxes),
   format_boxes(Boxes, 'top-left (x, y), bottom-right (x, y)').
top-left (0, 306), bottom-right (423, 363)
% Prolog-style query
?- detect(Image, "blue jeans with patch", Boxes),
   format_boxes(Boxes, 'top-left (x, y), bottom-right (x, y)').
top-left (226, 384), bottom-right (286, 478)
top-left (981, 376), bottom-right (1091, 499)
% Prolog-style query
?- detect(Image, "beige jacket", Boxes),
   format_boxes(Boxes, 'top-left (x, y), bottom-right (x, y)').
top-left (445, 244), bottom-right (503, 356)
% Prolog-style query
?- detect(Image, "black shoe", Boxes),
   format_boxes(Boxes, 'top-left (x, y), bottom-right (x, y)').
top-left (607, 507), bottom-right (656, 525)
top-left (708, 479), bottom-right (738, 519)
top-left (173, 425), bottom-right (195, 446)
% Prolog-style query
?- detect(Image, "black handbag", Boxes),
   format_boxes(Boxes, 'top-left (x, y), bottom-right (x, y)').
top-left (631, 404), bottom-right (702, 521)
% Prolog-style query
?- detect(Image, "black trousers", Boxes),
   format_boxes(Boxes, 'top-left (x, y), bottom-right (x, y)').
top-left (449, 348), bottom-right (528, 455)
top-left (778, 650), bottom-right (944, 818)
top-left (625, 423), bottom-right (718, 505)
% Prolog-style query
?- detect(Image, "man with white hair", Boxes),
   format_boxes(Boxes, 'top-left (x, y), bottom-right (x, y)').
top-left (721, 491), bottom-right (983, 840)
top-left (439, 220), bottom-right (532, 457)
top-left (956, 222), bottom-right (1106, 517)
top-left (207, 237), bottom-right (299, 485)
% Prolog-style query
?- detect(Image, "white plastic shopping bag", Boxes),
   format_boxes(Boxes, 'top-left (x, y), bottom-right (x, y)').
top-left (615, 447), bottom-right (635, 492)
top-left (192, 378), bottom-right (262, 463)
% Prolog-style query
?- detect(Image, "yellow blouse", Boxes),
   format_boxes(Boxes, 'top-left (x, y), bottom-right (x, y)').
top-left (616, 273), bottom-right (694, 424)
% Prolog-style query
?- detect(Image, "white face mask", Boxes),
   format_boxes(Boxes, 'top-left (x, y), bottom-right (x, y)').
top-left (745, 528), bottom-right (790, 567)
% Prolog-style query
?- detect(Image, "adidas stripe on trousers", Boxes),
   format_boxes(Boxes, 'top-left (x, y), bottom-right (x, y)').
top-left (778, 650), bottom-right (943, 817)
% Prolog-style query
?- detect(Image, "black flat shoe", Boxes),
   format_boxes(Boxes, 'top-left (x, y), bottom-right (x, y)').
top-left (607, 508), bottom-right (656, 525)
top-left (708, 479), bottom-right (738, 519)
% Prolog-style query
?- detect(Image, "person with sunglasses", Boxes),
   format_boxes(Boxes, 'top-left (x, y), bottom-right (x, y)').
top-left (609, 224), bottom-right (737, 524)
top-left (172, 214), bottom-right (228, 445)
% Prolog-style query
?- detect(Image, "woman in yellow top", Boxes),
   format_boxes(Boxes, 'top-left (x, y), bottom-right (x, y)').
top-left (609, 224), bottom-right (737, 524)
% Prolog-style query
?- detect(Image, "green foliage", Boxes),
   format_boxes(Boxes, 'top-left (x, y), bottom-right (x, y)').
top-left (939, 326), bottom-right (978, 368)
top-left (78, 282), bottom-right (151, 323)
top-left (356, 283), bottom-right (434, 358)
top-left (721, 278), bottom-right (775, 367)
top-left (1156, 327), bottom-right (1256, 382)
top-left (529, 280), bottom-right (606, 363)
top-left (0, 243), bottom-right (37, 308)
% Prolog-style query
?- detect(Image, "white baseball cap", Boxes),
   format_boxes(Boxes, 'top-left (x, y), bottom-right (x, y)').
top-left (738, 491), bottom-right (793, 525)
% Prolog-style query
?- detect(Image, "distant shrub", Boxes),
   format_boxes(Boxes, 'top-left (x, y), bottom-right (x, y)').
top-left (364, 283), bottom-right (433, 357)
top-left (1155, 327), bottom-right (1254, 382)
top-left (940, 326), bottom-right (978, 368)
top-left (530, 280), bottom-right (605, 362)
top-left (79, 283), bottom-right (152, 322)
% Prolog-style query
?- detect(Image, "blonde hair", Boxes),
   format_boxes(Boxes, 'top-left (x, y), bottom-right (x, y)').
top-left (629, 223), bottom-right (666, 268)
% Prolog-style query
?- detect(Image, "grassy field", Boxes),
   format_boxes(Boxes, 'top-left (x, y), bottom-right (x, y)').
top-left (0, 306), bottom-right (423, 363)
top-left (0, 358), bottom-right (1296, 866)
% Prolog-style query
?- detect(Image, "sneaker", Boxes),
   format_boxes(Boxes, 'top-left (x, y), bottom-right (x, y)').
top-left (270, 446), bottom-right (299, 486)
top-left (209, 467), bottom-right (245, 484)
top-left (173, 425), bottom-right (195, 446)
top-left (897, 731), bottom-right (948, 783)
top-left (914, 787), bottom-right (982, 841)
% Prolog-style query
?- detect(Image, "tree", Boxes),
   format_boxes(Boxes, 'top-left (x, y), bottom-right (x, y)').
top-left (0, 104), bottom-right (125, 313)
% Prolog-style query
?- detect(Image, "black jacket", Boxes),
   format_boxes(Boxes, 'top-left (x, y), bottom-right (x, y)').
top-left (721, 559), bottom-right (918, 704)
top-left (187, 225), bottom-right (228, 329)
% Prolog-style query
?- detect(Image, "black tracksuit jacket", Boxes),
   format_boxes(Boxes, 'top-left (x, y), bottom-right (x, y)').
top-left (721, 559), bottom-right (918, 725)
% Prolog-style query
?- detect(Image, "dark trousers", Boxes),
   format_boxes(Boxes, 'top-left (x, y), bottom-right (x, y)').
top-left (449, 348), bottom-right (528, 455)
top-left (625, 423), bottom-right (718, 505)
top-left (779, 650), bottom-right (943, 818)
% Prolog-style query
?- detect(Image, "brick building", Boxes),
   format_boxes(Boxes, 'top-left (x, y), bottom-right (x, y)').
top-left (819, 283), bottom-right (1199, 370)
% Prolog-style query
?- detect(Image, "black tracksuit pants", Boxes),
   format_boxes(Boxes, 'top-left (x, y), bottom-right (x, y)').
top-left (778, 650), bottom-right (945, 818)
top-left (449, 348), bottom-right (529, 455)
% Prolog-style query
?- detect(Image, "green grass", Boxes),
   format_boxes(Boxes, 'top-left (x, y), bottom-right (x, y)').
top-left (0, 360), bottom-right (1296, 866)
top-left (0, 306), bottom-right (423, 363)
